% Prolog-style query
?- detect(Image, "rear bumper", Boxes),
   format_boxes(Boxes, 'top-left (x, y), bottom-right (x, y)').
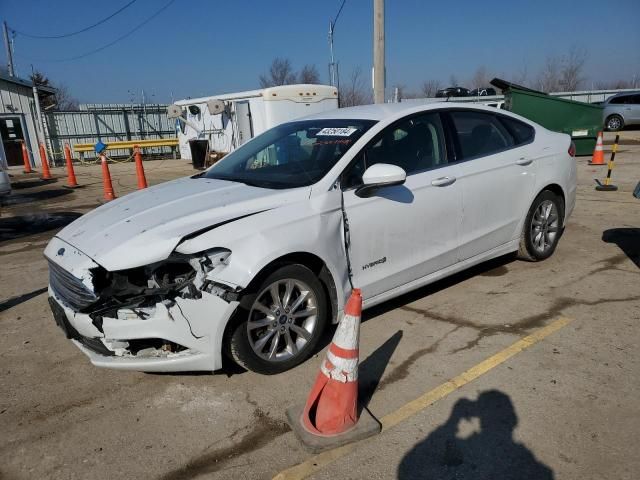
top-left (48, 289), bottom-right (239, 372)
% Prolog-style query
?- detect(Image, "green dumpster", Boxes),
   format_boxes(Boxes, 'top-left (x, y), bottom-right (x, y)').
top-left (491, 78), bottom-right (603, 156)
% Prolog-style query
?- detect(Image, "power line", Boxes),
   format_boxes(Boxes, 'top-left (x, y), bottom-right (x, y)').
top-left (22, 0), bottom-right (176, 63)
top-left (11, 0), bottom-right (139, 39)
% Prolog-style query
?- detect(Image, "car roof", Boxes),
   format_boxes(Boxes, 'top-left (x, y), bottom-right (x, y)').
top-left (299, 101), bottom-right (507, 121)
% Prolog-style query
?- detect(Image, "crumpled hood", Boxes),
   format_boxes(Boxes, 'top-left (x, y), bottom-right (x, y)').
top-left (55, 176), bottom-right (309, 271)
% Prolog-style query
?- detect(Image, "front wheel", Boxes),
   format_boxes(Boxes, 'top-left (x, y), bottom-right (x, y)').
top-left (518, 190), bottom-right (564, 261)
top-left (225, 264), bottom-right (328, 374)
top-left (606, 114), bottom-right (624, 131)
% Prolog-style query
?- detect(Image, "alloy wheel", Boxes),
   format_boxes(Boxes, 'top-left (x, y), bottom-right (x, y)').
top-left (607, 117), bottom-right (622, 130)
top-left (530, 200), bottom-right (559, 254)
top-left (247, 279), bottom-right (318, 362)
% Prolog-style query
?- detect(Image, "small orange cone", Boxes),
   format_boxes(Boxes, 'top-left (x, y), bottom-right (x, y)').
top-left (589, 131), bottom-right (605, 165)
top-left (100, 153), bottom-right (116, 201)
top-left (21, 141), bottom-right (33, 174)
top-left (63, 144), bottom-right (79, 188)
top-left (39, 143), bottom-right (53, 180)
top-left (134, 146), bottom-right (148, 189)
top-left (287, 289), bottom-right (381, 453)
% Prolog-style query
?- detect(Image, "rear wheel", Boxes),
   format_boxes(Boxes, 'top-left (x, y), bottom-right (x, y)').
top-left (606, 114), bottom-right (624, 131)
top-left (518, 190), bottom-right (564, 261)
top-left (225, 264), bottom-right (328, 374)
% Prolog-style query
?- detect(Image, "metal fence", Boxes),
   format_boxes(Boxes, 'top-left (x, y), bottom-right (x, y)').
top-left (45, 103), bottom-right (177, 162)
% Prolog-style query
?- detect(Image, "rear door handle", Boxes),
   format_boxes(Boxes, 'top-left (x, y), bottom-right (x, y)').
top-left (431, 176), bottom-right (456, 187)
top-left (516, 157), bottom-right (533, 166)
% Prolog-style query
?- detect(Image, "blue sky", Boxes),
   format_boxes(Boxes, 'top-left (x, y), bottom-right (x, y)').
top-left (1, 0), bottom-right (639, 103)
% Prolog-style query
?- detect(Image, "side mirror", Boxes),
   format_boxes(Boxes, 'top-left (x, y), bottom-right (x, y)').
top-left (356, 163), bottom-right (406, 197)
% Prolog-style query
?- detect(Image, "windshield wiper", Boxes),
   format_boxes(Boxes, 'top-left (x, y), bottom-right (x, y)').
top-left (205, 175), bottom-right (270, 188)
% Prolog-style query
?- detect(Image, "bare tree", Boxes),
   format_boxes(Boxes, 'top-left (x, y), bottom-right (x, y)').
top-left (298, 64), bottom-right (320, 84)
top-left (559, 47), bottom-right (586, 91)
top-left (512, 62), bottom-right (529, 87)
top-left (259, 58), bottom-right (297, 88)
top-left (594, 79), bottom-right (634, 89)
top-left (54, 84), bottom-right (79, 111)
top-left (449, 74), bottom-right (459, 87)
top-left (536, 47), bottom-right (587, 93)
top-left (537, 55), bottom-right (561, 92)
top-left (420, 79), bottom-right (441, 98)
top-left (470, 66), bottom-right (489, 89)
top-left (339, 67), bottom-right (372, 107)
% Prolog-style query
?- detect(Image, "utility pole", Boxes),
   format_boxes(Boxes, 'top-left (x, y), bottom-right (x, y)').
top-left (328, 0), bottom-right (346, 88)
top-left (373, 0), bottom-right (385, 103)
top-left (3, 21), bottom-right (15, 77)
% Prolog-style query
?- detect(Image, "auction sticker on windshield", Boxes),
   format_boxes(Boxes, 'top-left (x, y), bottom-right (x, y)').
top-left (317, 127), bottom-right (358, 136)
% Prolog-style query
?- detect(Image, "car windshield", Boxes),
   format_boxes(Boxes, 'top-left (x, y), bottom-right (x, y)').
top-left (203, 119), bottom-right (376, 189)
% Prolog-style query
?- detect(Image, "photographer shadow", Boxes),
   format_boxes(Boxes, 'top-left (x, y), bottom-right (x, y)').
top-left (398, 390), bottom-right (554, 480)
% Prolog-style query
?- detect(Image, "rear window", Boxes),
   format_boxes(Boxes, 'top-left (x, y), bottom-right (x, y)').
top-left (498, 116), bottom-right (535, 145)
top-left (449, 110), bottom-right (514, 159)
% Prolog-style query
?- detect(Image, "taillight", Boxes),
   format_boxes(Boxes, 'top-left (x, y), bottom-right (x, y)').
top-left (568, 142), bottom-right (576, 157)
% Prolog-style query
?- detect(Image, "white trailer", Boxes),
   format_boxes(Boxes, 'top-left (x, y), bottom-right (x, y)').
top-left (174, 84), bottom-right (339, 160)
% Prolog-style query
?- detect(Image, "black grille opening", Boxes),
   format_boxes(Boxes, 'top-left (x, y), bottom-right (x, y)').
top-left (48, 261), bottom-right (98, 311)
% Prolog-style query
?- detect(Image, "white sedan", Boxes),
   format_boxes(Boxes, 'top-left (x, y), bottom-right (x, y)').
top-left (45, 103), bottom-right (576, 374)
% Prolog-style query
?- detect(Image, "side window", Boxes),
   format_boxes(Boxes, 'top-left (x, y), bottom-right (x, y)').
top-left (609, 95), bottom-right (626, 105)
top-left (630, 95), bottom-right (640, 105)
top-left (342, 112), bottom-right (447, 189)
top-left (449, 110), bottom-right (514, 159)
top-left (498, 116), bottom-right (535, 145)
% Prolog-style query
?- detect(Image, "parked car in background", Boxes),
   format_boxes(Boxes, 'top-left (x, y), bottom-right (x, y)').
top-left (436, 87), bottom-right (470, 98)
top-left (45, 103), bottom-right (576, 375)
top-left (469, 87), bottom-right (497, 97)
top-left (602, 91), bottom-right (640, 131)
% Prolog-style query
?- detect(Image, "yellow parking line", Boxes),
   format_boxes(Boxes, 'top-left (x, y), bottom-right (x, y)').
top-left (273, 316), bottom-right (573, 480)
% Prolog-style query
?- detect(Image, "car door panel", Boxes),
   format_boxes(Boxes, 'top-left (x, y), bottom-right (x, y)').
top-left (341, 111), bottom-right (462, 300)
top-left (446, 110), bottom-right (536, 261)
top-left (344, 164), bottom-right (462, 299)
top-left (456, 148), bottom-right (536, 260)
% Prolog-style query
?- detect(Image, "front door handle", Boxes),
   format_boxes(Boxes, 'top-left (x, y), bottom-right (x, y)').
top-left (431, 176), bottom-right (456, 187)
top-left (516, 157), bottom-right (533, 166)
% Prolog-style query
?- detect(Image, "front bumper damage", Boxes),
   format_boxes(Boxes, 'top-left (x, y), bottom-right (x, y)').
top-left (44, 237), bottom-right (240, 372)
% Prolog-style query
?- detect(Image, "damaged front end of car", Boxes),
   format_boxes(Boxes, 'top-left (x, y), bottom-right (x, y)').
top-left (45, 238), bottom-right (242, 372)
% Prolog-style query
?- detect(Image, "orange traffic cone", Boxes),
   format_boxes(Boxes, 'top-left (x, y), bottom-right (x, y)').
top-left (100, 154), bottom-right (116, 201)
top-left (303, 289), bottom-right (362, 435)
top-left (287, 289), bottom-right (381, 453)
top-left (21, 141), bottom-right (33, 174)
top-left (63, 144), bottom-right (79, 188)
top-left (39, 143), bottom-right (53, 180)
top-left (134, 146), bottom-right (148, 189)
top-left (589, 131), bottom-right (605, 165)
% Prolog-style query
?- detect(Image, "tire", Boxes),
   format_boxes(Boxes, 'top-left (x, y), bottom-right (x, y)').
top-left (605, 114), bottom-right (624, 132)
top-left (517, 190), bottom-right (564, 262)
top-left (225, 264), bottom-right (328, 374)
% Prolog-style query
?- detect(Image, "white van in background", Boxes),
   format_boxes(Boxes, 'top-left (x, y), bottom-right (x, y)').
top-left (174, 84), bottom-right (339, 160)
